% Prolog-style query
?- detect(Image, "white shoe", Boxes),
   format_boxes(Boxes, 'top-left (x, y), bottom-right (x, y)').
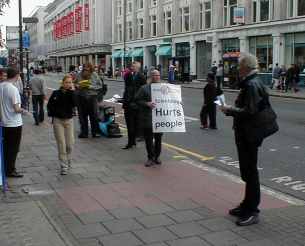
top-left (61, 169), bottom-right (68, 175)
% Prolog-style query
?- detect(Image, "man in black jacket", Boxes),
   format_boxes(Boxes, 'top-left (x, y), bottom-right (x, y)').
top-left (135, 70), bottom-right (162, 167)
top-left (220, 53), bottom-right (268, 226)
top-left (122, 62), bottom-right (146, 149)
top-left (200, 72), bottom-right (217, 129)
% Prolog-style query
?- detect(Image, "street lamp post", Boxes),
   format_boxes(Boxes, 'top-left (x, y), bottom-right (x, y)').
top-left (123, 0), bottom-right (126, 69)
top-left (18, 0), bottom-right (24, 86)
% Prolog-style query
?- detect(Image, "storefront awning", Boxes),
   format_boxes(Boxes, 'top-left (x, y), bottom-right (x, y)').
top-left (155, 45), bottom-right (172, 56)
top-left (132, 48), bottom-right (144, 57)
top-left (112, 50), bottom-right (122, 58)
top-left (121, 50), bottom-right (133, 58)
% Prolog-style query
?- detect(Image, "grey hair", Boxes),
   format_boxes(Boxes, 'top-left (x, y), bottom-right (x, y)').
top-left (239, 53), bottom-right (258, 70)
top-left (151, 69), bottom-right (160, 75)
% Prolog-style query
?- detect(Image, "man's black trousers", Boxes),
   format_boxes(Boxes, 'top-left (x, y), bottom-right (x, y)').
top-left (78, 94), bottom-right (99, 136)
top-left (124, 108), bottom-right (137, 146)
top-left (200, 103), bottom-right (216, 128)
top-left (143, 128), bottom-right (162, 160)
top-left (235, 132), bottom-right (260, 214)
top-left (32, 95), bottom-right (45, 124)
top-left (3, 126), bottom-right (22, 176)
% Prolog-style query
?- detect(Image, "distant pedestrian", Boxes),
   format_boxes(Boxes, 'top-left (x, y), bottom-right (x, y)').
top-left (279, 65), bottom-right (286, 92)
top-left (285, 64), bottom-right (294, 92)
top-left (293, 64), bottom-right (300, 93)
top-left (271, 63), bottom-right (281, 90)
top-left (135, 70), bottom-right (163, 167)
top-left (29, 71), bottom-right (47, 125)
top-left (0, 67), bottom-right (26, 178)
top-left (216, 63), bottom-right (224, 94)
top-left (200, 72), bottom-right (217, 130)
top-left (211, 61), bottom-right (217, 76)
top-left (220, 53), bottom-right (278, 226)
top-left (47, 75), bottom-right (76, 175)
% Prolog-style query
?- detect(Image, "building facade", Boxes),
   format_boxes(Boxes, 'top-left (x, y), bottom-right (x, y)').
top-left (44, 0), bottom-right (112, 72)
top-left (111, 0), bottom-right (305, 80)
top-left (27, 6), bottom-right (47, 64)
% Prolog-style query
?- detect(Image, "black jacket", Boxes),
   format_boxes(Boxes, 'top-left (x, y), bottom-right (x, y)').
top-left (135, 84), bottom-right (152, 129)
top-left (123, 72), bottom-right (146, 109)
top-left (226, 73), bottom-right (269, 139)
top-left (47, 89), bottom-right (76, 119)
top-left (204, 82), bottom-right (217, 105)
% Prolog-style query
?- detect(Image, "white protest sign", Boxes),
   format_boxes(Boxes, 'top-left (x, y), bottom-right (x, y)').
top-left (0, 127), bottom-right (4, 187)
top-left (151, 83), bottom-right (185, 133)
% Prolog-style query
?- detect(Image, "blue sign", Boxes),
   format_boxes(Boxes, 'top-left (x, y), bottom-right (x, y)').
top-left (23, 31), bottom-right (30, 49)
top-left (0, 127), bottom-right (5, 190)
top-left (233, 7), bottom-right (245, 24)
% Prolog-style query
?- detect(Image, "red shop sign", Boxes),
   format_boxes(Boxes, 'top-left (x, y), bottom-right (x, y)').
top-left (75, 6), bottom-right (83, 33)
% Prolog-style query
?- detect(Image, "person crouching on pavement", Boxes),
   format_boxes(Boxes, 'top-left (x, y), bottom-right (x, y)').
top-left (200, 72), bottom-right (217, 130)
top-left (136, 70), bottom-right (163, 167)
top-left (47, 75), bottom-right (76, 175)
top-left (220, 53), bottom-right (267, 226)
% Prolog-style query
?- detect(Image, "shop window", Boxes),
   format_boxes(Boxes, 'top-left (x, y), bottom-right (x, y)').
top-left (285, 33), bottom-right (305, 71)
top-left (298, 0), bottom-right (305, 16)
top-left (222, 38), bottom-right (240, 54)
top-left (249, 36), bottom-right (273, 72)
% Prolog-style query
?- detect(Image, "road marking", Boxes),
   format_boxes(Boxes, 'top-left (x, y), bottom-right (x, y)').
top-left (292, 146), bottom-right (300, 149)
top-left (162, 143), bottom-right (214, 161)
top-left (271, 176), bottom-right (305, 193)
top-left (184, 116), bottom-right (199, 122)
top-left (218, 156), bottom-right (263, 170)
top-left (173, 155), bottom-right (188, 159)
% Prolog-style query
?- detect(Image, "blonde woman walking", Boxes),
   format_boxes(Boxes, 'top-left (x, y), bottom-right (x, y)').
top-left (47, 75), bottom-right (76, 175)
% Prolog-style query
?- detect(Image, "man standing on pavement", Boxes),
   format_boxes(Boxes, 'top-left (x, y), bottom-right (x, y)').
top-left (135, 70), bottom-right (163, 167)
top-left (220, 53), bottom-right (271, 226)
top-left (122, 61), bottom-right (146, 149)
top-left (0, 68), bottom-right (26, 178)
top-left (271, 63), bottom-right (281, 90)
top-left (29, 71), bottom-right (47, 125)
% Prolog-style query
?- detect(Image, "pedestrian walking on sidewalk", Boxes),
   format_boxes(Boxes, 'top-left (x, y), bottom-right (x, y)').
top-left (47, 75), bottom-right (76, 175)
top-left (220, 53), bottom-right (278, 226)
top-left (0, 67), bottom-right (27, 178)
top-left (200, 72), bottom-right (217, 130)
top-left (136, 70), bottom-right (163, 167)
top-left (271, 63), bottom-right (281, 90)
top-left (29, 71), bottom-right (47, 125)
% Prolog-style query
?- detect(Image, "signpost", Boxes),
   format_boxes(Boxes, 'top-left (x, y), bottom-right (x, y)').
top-left (22, 17), bottom-right (39, 23)
top-left (151, 83), bottom-right (186, 133)
top-left (233, 7), bottom-right (245, 24)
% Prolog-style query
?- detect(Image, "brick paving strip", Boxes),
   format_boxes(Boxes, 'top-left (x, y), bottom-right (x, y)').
top-left (1, 116), bottom-right (305, 246)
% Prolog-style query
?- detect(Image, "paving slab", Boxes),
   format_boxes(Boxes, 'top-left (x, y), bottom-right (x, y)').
top-left (133, 227), bottom-right (177, 244)
top-left (167, 236), bottom-right (211, 246)
top-left (99, 232), bottom-right (143, 246)
top-left (103, 218), bottom-right (144, 234)
top-left (167, 222), bottom-right (210, 237)
top-left (166, 210), bottom-right (203, 223)
top-left (68, 222), bottom-right (109, 239)
top-left (136, 214), bottom-right (175, 228)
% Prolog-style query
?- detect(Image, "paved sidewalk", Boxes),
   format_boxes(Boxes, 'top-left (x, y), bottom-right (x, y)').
top-left (1, 115), bottom-right (305, 245)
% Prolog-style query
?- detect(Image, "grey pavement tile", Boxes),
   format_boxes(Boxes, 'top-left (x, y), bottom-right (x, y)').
top-left (103, 218), bottom-right (144, 233)
top-left (193, 207), bottom-right (218, 219)
top-left (198, 217), bottom-right (236, 232)
top-left (133, 227), bottom-right (177, 244)
top-left (167, 222), bottom-right (210, 237)
top-left (200, 230), bottom-right (249, 246)
top-left (78, 210), bottom-right (115, 224)
top-left (145, 244), bottom-right (168, 246)
top-left (138, 203), bottom-right (175, 215)
top-left (60, 214), bottom-right (83, 226)
top-left (99, 232), bottom-right (143, 246)
top-left (109, 207), bottom-right (145, 219)
top-left (69, 223), bottom-right (109, 239)
top-left (166, 210), bottom-right (203, 223)
top-left (167, 236), bottom-right (211, 246)
top-left (75, 178), bottom-right (104, 186)
top-left (239, 239), bottom-right (279, 246)
top-left (78, 238), bottom-right (100, 246)
top-left (166, 199), bottom-right (201, 210)
top-left (136, 214), bottom-right (175, 228)
top-left (99, 176), bottom-right (126, 184)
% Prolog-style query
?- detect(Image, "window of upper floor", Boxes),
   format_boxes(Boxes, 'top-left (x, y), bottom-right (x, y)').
top-left (151, 0), bottom-right (157, 7)
top-left (117, 23), bottom-right (123, 42)
top-left (150, 15), bottom-right (157, 37)
top-left (200, 0), bottom-right (212, 29)
top-left (164, 10), bottom-right (172, 34)
top-left (127, 21), bottom-right (133, 40)
top-left (117, 0), bottom-right (122, 16)
top-left (288, 0), bottom-right (305, 17)
top-left (252, 0), bottom-right (273, 23)
top-left (127, 0), bottom-right (133, 13)
top-left (224, 0), bottom-right (237, 26)
top-left (179, 6), bottom-right (190, 32)
top-left (136, 0), bottom-right (144, 10)
top-left (137, 18), bottom-right (144, 38)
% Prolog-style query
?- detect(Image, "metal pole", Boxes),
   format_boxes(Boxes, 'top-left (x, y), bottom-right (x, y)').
top-left (18, 0), bottom-right (24, 87)
top-left (123, 0), bottom-right (126, 69)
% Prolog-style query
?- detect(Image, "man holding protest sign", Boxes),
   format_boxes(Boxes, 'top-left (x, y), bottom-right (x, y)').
top-left (136, 70), bottom-right (185, 167)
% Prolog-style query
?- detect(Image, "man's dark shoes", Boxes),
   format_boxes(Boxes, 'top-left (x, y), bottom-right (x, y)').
top-left (145, 159), bottom-right (154, 167)
top-left (78, 134), bottom-right (88, 138)
top-left (92, 134), bottom-right (101, 138)
top-left (7, 171), bottom-right (24, 178)
top-left (122, 144), bottom-right (135, 150)
top-left (236, 213), bottom-right (259, 226)
top-left (229, 206), bottom-right (245, 217)
top-left (154, 158), bottom-right (162, 165)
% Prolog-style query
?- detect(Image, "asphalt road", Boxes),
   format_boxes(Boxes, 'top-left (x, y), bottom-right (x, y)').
top-left (44, 74), bottom-right (305, 201)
